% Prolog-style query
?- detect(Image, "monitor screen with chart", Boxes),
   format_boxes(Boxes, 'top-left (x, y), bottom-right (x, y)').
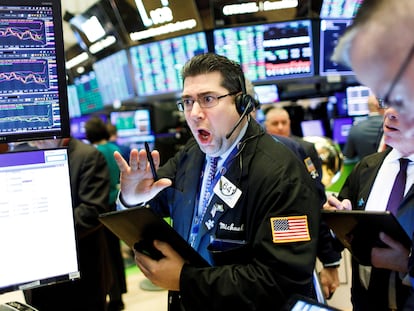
top-left (214, 19), bottom-right (316, 83)
top-left (0, 0), bottom-right (70, 143)
top-left (129, 32), bottom-right (208, 97)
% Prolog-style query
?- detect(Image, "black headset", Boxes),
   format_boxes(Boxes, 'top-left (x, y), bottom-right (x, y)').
top-left (235, 74), bottom-right (258, 116)
top-left (226, 73), bottom-right (260, 139)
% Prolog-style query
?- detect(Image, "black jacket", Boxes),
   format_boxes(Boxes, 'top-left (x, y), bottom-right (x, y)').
top-left (149, 121), bottom-right (321, 311)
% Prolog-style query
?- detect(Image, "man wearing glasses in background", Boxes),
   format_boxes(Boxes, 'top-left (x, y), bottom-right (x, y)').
top-left (331, 0), bottom-right (414, 309)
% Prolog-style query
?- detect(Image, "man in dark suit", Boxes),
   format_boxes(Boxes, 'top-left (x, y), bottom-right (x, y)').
top-left (264, 106), bottom-right (323, 179)
top-left (343, 95), bottom-right (384, 161)
top-left (263, 106), bottom-right (342, 300)
top-left (24, 138), bottom-right (113, 311)
top-left (324, 107), bottom-right (414, 310)
top-left (272, 134), bottom-right (341, 300)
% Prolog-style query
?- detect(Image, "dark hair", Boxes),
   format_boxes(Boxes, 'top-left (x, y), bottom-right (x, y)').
top-left (106, 122), bottom-right (118, 136)
top-left (84, 116), bottom-right (110, 143)
top-left (181, 53), bottom-right (244, 94)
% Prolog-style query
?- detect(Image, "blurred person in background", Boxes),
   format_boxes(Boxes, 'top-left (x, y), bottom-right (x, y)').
top-left (107, 122), bottom-right (131, 161)
top-left (343, 95), bottom-right (384, 162)
top-left (264, 106), bottom-right (323, 179)
top-left (85, 117), bottom-right (127, 311)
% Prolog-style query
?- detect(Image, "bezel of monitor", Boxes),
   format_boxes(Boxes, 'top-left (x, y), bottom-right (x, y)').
top-left (0, 0), bottom-right (70, 143)
top-left (319, 19), bottom-right (354, 76)
top-left (213, 19), bottom-right (316, 84)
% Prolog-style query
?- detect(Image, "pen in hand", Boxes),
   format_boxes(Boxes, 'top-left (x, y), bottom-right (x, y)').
top-left (145, 142), bottom-right (158, 181)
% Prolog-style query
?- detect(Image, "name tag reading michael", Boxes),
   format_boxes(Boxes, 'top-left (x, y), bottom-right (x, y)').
top-left (214, 176), bottom-right (242, 208)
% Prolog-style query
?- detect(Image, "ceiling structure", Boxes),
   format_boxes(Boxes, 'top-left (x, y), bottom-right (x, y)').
top-left (60, 0), bottom-right (211, 51)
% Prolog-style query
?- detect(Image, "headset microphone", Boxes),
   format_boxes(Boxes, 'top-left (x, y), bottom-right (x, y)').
top-left (225, 105), bottom-right (251, 139)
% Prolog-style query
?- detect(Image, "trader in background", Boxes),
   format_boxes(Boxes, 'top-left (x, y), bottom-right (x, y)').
top-left (264, 106), bottom-right (323, 179)
top-left (343, 95), bottom-right (384, 162)
top-left (114, 53), bottom-right (321, 310)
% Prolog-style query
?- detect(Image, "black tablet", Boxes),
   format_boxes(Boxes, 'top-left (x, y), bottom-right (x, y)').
top-left (282, 294), bottom-right (341, 311)
top-left (99, 207), bottom-right (210, 267)
top-left (321, 209), bottom-right (411, 266)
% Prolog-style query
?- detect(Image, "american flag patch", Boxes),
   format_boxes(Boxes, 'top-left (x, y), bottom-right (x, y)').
top-left (270, 216), bottom-right (310, 243)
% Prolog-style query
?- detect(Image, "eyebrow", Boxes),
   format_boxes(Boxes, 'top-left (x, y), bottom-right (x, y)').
top-left (182, 91), bottom-right (216, 98)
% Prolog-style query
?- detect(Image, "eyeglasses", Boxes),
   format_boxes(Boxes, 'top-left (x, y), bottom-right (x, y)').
top-left (377, 44), bottom-right (414, 109)
top-left (176, 92), bottom-right (237, 112)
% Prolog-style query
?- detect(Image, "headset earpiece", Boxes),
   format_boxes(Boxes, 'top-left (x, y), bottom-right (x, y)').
top-left (226, 74), bottom-right (257, 139)
top-left (235, 75), bottom-right (255, 116)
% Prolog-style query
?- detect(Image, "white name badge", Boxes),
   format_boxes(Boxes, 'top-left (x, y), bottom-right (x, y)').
top-left (213, 176), bottom-right (242, 208)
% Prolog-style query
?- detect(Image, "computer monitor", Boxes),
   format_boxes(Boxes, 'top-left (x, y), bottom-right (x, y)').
top-left (0, 148), bottom-right (79, 294)
top-left (0, 0), bottom-right (70, 143)
top-left (129, 32), bottom-right (208, 97)
top-left (334, 91), bottom-right (348, 117)
top-left (214, 19), bottom-right (316, 83)
top-left (253, 84), bottom-right (279, 104)
top-left (319, 19), bottom-right (354, 76)
top-left (332, 117), bottom-right (354, 145)
top-left (320, 0), bottom-right (363, 18)
top-left (110, 109), bottom-right (151, 137)
top-left (110, 109), bottom-right (155, 150)
top-left (346, 85), bottom-right (371, 116)
top-left (67, 84), bottom-right (81, 118)
top-left (300, 120), bottom-right (326, 137)
top-left (93, 50), bottom-right (135, 106)
top-left (73, 71), bottom-right (104, 115)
